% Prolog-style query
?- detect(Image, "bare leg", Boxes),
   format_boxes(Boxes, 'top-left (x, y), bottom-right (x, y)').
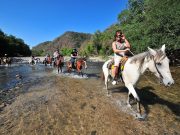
top-left (112, 66), bottom-right (118, 85)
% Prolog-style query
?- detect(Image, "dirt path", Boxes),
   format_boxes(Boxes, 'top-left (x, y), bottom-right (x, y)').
top-left (0, 70), bottom-right (179, 135)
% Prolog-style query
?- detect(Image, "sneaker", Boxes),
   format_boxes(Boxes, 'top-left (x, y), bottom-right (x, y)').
top-left (112, 80), bottom-right (117, 85)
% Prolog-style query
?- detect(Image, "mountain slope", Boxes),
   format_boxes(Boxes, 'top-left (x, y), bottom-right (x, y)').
top-left (32, 31), bottom-right (92, 55)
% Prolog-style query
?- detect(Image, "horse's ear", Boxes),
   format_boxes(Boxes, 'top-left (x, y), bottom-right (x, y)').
top-left (148, 47), bottom-right (156, 56)
top-left (161, 44), bottom-right (166, 53)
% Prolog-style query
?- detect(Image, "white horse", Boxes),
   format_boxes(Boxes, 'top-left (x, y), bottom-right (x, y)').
top-left (102, 45), bottom-right (174, 117)
top-left (29, 58), bottom-right (41, 65)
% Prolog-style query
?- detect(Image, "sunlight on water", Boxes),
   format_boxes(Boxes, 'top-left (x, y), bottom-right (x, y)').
top-left (55, 71), bottom-right (88, 79)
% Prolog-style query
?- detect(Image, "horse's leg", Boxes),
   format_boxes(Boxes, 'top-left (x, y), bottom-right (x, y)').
top-left (127, 91), bottom-right (132, 107)
top-left (103, 68), bottom-right (110, 94)
top-left (60, 66), bottom-right (62, 73)
top-left (57, 66), bottom-right (59, 73)
top-left (125, 84), bottom-right (141, 114)
top-left (105, 77), bottom-right (109, 94)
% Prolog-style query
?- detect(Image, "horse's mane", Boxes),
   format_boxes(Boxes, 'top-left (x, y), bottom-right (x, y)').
top-left (130, 49), bottom-right (165, 70)
top-left (77, 58), bottom-right (86, 62)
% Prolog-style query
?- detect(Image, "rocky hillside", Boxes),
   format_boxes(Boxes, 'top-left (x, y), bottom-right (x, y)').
top-left (32, 31), bottom-right (92, 55)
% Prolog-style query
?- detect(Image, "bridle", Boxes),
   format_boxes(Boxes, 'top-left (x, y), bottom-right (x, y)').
top-left (153, 56), bottom-right (166, 83)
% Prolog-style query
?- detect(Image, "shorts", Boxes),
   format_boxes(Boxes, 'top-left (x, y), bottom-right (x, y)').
top-left (114, 55), bottom-right (122, 67)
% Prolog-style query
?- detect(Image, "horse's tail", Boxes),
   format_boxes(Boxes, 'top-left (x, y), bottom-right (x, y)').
top-left (101, 71), bottom-right (105, 81)
top-left (102, 59), bottom-right (112, 82)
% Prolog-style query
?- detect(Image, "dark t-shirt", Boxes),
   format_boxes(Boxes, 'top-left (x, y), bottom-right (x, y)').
top-left (71, 52), bottom-right (78, 57)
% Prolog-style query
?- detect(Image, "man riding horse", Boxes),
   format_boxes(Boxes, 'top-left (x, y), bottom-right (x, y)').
top-left (70, 48), bottom-right (78, 69)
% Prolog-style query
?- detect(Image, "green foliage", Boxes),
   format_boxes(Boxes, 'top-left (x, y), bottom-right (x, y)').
top-left (80, 42), bottom-right (95, 56)
top-left (61, 48), bottom-right (72, 56)
top-left (90, 0), bottom-right (179, 55)
top-left (0, 29), bottom-right (31, 57)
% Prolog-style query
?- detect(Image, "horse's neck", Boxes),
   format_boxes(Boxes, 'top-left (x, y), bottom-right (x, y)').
top-left (129, 52), bottom-right (150, 74)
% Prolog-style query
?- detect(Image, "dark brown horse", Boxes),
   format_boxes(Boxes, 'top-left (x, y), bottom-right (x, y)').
top-left (54, 55), bottom-right (64, 73)
top-left (66, 58), bottom-right (87, 76)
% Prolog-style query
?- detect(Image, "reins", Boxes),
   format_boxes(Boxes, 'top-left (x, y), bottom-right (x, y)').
top-left (153, 57), bottom-right (164, 80)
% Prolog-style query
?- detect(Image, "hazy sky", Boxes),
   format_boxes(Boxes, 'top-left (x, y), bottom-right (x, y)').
top-left (0, 0), bottom-right (128, 48)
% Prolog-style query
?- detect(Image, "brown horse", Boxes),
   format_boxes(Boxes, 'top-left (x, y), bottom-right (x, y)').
top-left (55, 55), bottom-right (64, 73)
top-left (66, 58), bottom-right (87, 76)
top-left (43, 56), bottom-right (53, 66)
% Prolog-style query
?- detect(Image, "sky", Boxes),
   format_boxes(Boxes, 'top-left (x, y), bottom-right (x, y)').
top-left (0, 0), bottom-right (128, 48)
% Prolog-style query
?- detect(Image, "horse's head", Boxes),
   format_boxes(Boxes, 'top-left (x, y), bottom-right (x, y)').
top-left (147, 44), bottom-right (174, 86)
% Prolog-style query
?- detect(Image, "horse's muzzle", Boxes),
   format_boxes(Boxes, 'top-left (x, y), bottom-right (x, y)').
top-left (163, 79), bottom-right (174, 87)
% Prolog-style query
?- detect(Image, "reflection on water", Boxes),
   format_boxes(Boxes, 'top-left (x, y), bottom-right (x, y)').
top-left (0, 61), bottom-right (104, 91)
top-left (0, 64), bottom-right (54, 90)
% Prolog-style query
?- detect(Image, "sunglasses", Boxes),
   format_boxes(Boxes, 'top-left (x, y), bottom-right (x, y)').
top-left (116, 35), bottom-right (122, 38)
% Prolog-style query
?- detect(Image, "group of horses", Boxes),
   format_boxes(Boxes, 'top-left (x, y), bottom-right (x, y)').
top-left (0, 57), bottom-right (12, 66)
top-left (42, 56), bottom-right (87, 75)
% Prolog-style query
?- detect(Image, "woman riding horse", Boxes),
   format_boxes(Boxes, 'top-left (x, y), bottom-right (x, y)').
top-left (102, 45), bottom-right (174, 119)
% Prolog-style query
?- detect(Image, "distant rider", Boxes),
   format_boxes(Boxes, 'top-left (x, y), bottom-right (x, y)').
top-left (53, 49), bottom-right (60, 61)
top-left (70, 48), bottom-right (78, 69)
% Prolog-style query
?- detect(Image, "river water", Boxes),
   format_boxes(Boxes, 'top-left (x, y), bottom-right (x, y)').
top-left (0, 61), bottom-right (104, 91)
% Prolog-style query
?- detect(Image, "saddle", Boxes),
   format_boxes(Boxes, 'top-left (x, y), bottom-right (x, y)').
top-left (107, 56), bottom-right (128, 78)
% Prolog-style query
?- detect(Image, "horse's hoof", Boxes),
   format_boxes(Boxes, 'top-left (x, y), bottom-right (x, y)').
top-left (107, 93), bottom-right (112, 97)
top-left (135, 113), bottom-right (146, 121)
top-left (127, 104), bottom-right (132, 108)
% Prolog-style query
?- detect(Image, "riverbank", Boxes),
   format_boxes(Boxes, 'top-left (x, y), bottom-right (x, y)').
top-left (13, 56), bottom-right (108, 63)
top-left (0, 66), bottom-right (180, 135)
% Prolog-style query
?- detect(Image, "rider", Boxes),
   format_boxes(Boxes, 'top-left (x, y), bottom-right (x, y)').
top-left (4, 53), bottom-right (8, 58)
top-left (53, 49), bottom-right (60, 61)
top-left (30, 55), bottom-right (35, 65)
top-left (45, 53), bottom-right (50, 61)
top-left (57, 51), bottom-right (64, 63)
top-left (70, 48), bottom-right (78, 69)
top-left (31, 55), bottom-right (35, 61)
top-left (112, 30), bottom-right (131, 85)
top-left (3, 54), bottom-right (8, 63)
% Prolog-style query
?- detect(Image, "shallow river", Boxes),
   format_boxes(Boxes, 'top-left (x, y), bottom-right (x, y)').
top-left (0, 61), bottom-right (104, 91)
